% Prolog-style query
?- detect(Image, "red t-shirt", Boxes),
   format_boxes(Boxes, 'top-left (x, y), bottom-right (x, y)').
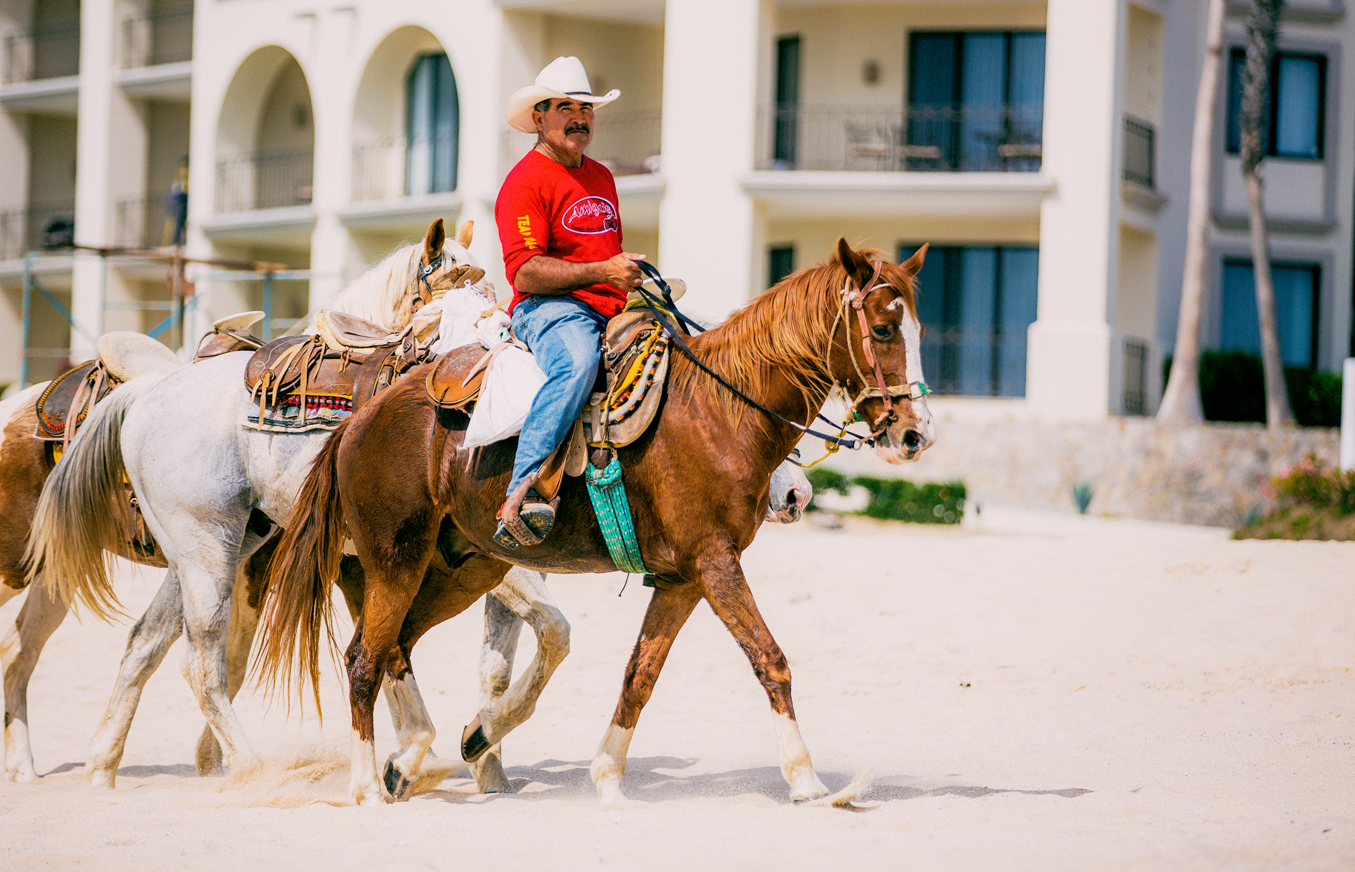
top-left (496, 149), bottom-right (626, 318)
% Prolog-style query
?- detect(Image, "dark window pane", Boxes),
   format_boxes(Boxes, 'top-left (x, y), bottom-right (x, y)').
top-left (407, 54), bottom-right (459, 194)
top-left (1226, 49), bottom-right (1245, 154)
top-left (909, 34), bottom-right (957, 105)
top-left (1275, 55), bottom-right (1321, 158)
top-left (768, 245), bottom-right (795, 286)
top-left (1220, 259), bottom-right (1319, 368)
top-left (774, 36), bottom-right (800, 165)
top-left (960, 33), bottom-right (1006, 170)
top-left (998, 247), bottom-right (1038, 397)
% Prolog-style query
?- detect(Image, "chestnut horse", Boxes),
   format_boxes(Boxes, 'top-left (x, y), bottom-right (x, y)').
top-left (257, 239), bottom-right (933, 805)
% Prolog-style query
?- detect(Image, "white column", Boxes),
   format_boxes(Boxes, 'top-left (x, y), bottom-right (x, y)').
top-left (1025, 0), bottom-right (1126, 420)
top-left (657, 0), bottom-right (771, 322)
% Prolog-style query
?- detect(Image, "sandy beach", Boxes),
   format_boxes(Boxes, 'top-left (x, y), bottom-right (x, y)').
top-left (1, 504), bottom-right (1351, 871)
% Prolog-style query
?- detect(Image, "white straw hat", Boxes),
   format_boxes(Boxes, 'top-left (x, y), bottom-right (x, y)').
top-left (505, 56), bottom-right (620, 134)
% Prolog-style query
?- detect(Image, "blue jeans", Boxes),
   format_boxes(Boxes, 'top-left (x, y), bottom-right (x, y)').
top-left (507, 295), bottom-right (606, 497)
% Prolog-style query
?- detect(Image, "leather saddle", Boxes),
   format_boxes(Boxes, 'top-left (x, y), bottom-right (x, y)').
top-left (194, 311), bottom-right (266, 361)
top-left (35, 331), bottom-right (182, 446)
top-left (242, 311), bottom-right (426, 430)
top-left (425, 310), bottom-right (674, 494)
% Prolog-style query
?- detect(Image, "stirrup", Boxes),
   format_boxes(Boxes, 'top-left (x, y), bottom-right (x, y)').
top-left (492, 496), bottom-right (556, 549)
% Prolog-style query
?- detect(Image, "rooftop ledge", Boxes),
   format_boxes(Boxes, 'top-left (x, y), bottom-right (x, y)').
top-left (200, 206), bottom-right (316, 244)
top-left (740, 171), bottom-right (1055, 219)
top-left (337, 191), bottom-right (463, 231)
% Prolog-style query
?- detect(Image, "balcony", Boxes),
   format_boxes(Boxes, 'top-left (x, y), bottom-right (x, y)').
top-left (215, 151), bottom-right (314, 214)
top-left (2, 26), bottom-right (79, 84)
top-left (1122, 116), bottom-right (1155, 189)
top-left (756, 104), bottom-right (1043, 173)
top-left (116, 192), bottom-right (185, 249)
top-left (121, 9), bottom-right (193, 69)
top-left (0, 202), bottom-right (76, 261)
top-left (500, 110), bottom-right (662, 178)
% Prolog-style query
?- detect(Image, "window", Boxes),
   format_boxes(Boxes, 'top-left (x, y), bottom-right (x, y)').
top-left (902, 244), bottom-right (1038, 397)
top-left (768, 245), bottom-right (795, 286)
top-left (1220, 259), bottom-right (1320, 368)
top-left (1226, 49), bottom-right (1326, 160)
top-left (907, 31), bottom-right (1045, 171)
top-left (406, 54), bottom-right (459, 195)
top-left (772, 36), bottom-right (801, 166)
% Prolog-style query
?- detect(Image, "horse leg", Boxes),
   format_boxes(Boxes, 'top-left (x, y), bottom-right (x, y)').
top-left (88, 569), bottom-right (184, 789)
top-left (194, 557), bottom-right (262, 776)
top-left (590, 579), bottom-right (703, 803)
top-left (698, 553), bottom-right (829, 803)
top-left (2, 579), bottom-right (68, 781)
top-left (464, 569), bottom-right (570, 781)
top-left (176, 551), bottom-right (260, 779)
top-left (468, 592), bottom-right (523, 794)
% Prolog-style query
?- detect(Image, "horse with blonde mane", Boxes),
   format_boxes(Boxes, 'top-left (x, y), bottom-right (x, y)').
top-left (256, 239), bottom-right (935, 805)
top-left (23, 219), bottom-right (562, 791)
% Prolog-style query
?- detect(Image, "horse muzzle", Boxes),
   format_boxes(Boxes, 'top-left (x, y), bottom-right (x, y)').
top-left (871, 403), bottom-right (935, 464)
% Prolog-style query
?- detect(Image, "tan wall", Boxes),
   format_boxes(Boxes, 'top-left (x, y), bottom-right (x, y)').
top-left (776, 2), bottom-right (1047, 109)
top-left (27, 115), bottom-right (77, 207)
top-left (1116, 225), bottom-right (1157, 341)
top-left (257, 59), bottom-right (314, 155)
top-left (543, 16), bottom-right (665, 115)
top-left (1123, 4), bottom-right (1162, 124)
top-left (146, 100), bottom-right (190, 195)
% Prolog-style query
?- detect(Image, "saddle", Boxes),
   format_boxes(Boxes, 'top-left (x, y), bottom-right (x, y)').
top-left (34, 332), bottom-right (181, 447)
top-left (242, 312), bottom-right (426, 432)
top-left (425, 310), bottom-right (673, 492)
top-left (194, 311), bottom-right (266, 361)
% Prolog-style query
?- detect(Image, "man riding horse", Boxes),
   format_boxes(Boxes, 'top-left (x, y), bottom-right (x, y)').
top-left (493, 56), bottom-right (645, 550)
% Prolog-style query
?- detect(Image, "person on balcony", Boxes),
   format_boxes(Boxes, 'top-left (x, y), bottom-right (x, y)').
top-left (493, 56), bottom-right (645, 550)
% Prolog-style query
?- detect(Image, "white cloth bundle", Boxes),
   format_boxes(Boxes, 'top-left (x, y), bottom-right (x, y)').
top-left (462, 344), bottom-right (546, 448)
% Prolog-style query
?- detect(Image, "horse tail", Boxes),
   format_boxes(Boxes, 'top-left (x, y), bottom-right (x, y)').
top-left (253, 418), bottom-right (349, 715)
top-left (25, 371), bottom-right (172, 621)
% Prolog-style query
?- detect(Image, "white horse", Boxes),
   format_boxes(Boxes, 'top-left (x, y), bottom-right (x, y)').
top-left (25, 215), bottom-right (813, 800)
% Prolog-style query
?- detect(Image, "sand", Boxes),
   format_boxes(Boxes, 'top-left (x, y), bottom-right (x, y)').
top-left (1, 504), bottom-right (1351, 871)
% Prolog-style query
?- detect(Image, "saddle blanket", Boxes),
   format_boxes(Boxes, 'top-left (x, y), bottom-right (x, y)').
top-left (245, 391), bottom-right (354, 433)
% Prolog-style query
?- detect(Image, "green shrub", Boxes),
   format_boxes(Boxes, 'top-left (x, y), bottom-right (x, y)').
top-left (1272, 453), bottom-right (1355, 515)
top-left (806, 468), bottom-right (965, 524)
top-left (1163, 352), bottom-right (1341, 426)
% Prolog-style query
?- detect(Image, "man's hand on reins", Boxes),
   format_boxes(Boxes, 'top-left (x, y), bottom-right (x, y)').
top-left (600, 252), bottom-right (645, 291)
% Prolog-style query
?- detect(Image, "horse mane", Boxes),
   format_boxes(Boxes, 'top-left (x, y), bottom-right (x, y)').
top-left (325, 238), bottom-right (477, 333)
top-left (669, 247), bottom-right (918, 428)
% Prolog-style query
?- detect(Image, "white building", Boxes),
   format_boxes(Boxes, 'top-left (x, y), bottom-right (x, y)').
top-left (0, 0), bottom-right (1350, 425)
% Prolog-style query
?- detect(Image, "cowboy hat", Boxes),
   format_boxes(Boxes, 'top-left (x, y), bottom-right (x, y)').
top-left (505, 56), bottom-right (620, 134)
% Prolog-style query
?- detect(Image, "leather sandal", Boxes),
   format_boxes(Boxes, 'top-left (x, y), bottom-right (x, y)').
top-left (492, 477), bottom-right (558, 549)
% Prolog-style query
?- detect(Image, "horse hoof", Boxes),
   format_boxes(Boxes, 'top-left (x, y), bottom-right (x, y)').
top-left (461, 717), bottom-right (490, 763)
top-left (382, 760), bottom-right (414, 801)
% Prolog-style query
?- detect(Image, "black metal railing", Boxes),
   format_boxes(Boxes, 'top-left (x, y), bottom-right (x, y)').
top-left (1122, 337), bottom-right (1150, 415)
top-left (2, 26), bottom-right (80, 84)
top-left (115, 192), bottom-right (186, 248)
top-left (352, 134), bottom-right (459, 202)
top-left (0, 202), bottom-right (76, 259)
top-left (757, 103), bottom-right (1043, 172)
top-left (500, 110), bottom-right (662, 178)
top-left (1122, 115), bottom-right (1155, 189)
top-left (215, 151), bottom-right (313, 213)
top-left (120, 8), bottom-right (193, 69)
top-left (921, 327), bottom-right (1029, 398)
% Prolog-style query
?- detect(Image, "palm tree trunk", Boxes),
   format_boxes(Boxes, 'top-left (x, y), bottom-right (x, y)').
top-left (1240, 0), bottom-right (1294, 429)
top-left (1244, 172), bottom-right (1295, 427)
top-left (1158, 0), bottom-right (1227, 426)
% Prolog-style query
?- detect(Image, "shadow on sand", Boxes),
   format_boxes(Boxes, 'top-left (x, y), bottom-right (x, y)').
top-left (417, 755), bottom-right (1092, 807)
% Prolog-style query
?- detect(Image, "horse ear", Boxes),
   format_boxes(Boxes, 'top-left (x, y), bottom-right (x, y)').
top-left (424, 218), bottom-right (446, 263)
top-left (900, 243), bottom-right (928, 276)
top-left (836, 237), bottom-right (873, 286)
top-left (456, 220), bottom-right (474, 248)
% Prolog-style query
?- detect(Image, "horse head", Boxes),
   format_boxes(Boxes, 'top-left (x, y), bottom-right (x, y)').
top-left (834, 238), bottom-right (935, 464)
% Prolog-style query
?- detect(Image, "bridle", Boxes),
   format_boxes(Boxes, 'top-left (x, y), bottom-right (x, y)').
top-left (414, 252), bottom-right (445, 311)
top-left (632, 260), bottom-right (928, 458)
top-left (832, 259), bottom-right (930, 443)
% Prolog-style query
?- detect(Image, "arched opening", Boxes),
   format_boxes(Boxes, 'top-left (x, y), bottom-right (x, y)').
top-left (214, 47), bottom-right (315, 213)
top-left (352, 26), bottom-right (460, 202)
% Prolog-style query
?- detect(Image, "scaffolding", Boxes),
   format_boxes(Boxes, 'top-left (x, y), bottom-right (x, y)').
top-left (18, 244), bottom-right (307, 388)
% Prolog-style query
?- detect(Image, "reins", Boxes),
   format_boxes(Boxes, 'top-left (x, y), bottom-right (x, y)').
top-left (633, 260), bottom-right (922, 456)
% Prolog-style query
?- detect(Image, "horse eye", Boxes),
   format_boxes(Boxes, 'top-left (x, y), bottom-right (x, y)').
top-left (871, 324), bottom-right (892, 341)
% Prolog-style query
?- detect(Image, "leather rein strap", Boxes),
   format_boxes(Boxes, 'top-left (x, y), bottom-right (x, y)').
top-left (633, 260), bottom-right (903, 451)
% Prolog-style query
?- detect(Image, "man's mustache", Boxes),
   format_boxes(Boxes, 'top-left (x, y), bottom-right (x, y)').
top-left (565, 123), bottom-right (591, 135)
